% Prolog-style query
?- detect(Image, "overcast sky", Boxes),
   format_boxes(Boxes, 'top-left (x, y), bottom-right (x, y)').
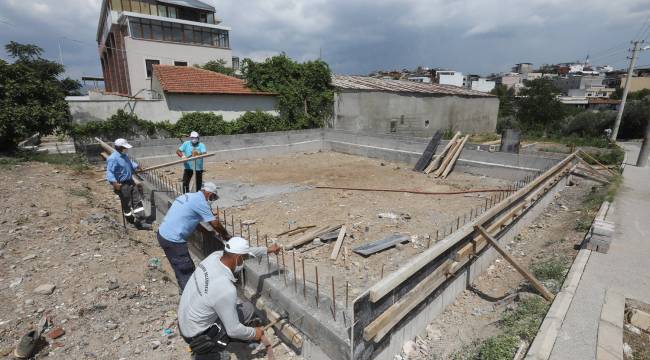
top-left (1, 0), bottom-right (650, 80)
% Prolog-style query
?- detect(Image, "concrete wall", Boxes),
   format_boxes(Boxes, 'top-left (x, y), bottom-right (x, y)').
top-left (620, 76), bottom-right (650, 92)
top-left (332, 91), bottom-right (498, 138)
top-left (67, 94), bottom-right (278, 124)
top-left (124, 36), bottom-right (232, 95)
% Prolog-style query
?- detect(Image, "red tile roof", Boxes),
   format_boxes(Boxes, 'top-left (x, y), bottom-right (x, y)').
top-left (153, 65), bottom-right (275, 96)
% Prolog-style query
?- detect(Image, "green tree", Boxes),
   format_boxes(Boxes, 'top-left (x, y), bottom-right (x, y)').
top-left (174, 112), bottom-right (230, 136)
top-left (618, 96), bottom-right (650, 139)
top-left (0, 41), bottom-right (75, 151)
top-left (198, 59), bottom-right (235, 76)
top-left (491, 84), bottom-right (516, 118)
top-left (516, 78), bottom-right (566, 134)
top-left (241, 54), bottom-right (335, 129)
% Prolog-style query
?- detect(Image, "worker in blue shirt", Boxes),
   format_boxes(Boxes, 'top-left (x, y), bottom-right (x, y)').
top-left (106, 138), bottom-right (149, 229)
top-left (176, 131), bottom-right (207, 193)
top-left (157, 182), bottom-right (231, 292)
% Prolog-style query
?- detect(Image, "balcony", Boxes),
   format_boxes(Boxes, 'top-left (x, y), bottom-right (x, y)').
top-left (121, 12), bottom-right (230, 49)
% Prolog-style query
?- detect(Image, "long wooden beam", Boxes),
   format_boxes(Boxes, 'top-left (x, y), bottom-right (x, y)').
top-left (367, 152), bottom-right (577, 302)
top-left (284, 224), bottom-right (342, 250)
top-left (433, 138), bottom-right (462, 177)
top-left (441, 135), bottom-right (469, 179)
top-left (95, 137), bottom-right (142, 186)
top-left (475, 225), bottom-right (554, 301)
top-left (137, 153), bottom-right (215, 172)
top-left (577, 149), bottom-right (619, 177)
top-left (424, 132), bottom-right (460, 174)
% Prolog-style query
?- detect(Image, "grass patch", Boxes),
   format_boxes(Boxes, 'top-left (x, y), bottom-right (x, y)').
top-left (531, 257), bottom-right (569, 283)
top-left (442, 128), bottom-right (456, 140)
top-left (453, 297), bottom-right (550, 359)
top-left (469, 133), bottom-right (500, 143)
top-left (581, 146), bottom-right (625, 166)
top-left (538, 146), bottom-right (571, 154)
top-left (523, 134), bottom-right (610, 148)
top-left (1, 152), bottom-right (90, 172)
top-left (575, 173), bottom-right (622, 231)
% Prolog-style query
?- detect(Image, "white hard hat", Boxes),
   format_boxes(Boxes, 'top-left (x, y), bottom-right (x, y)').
top-left (201, 182), bottom-right (218, 195)
top-left (190, 131), bottom-right (199, 138)
top-left (225, 237), bottom-right (255, 257)
top-left (114, 138), bottom-right (132, 149)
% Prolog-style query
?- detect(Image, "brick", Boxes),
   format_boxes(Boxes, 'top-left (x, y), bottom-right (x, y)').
top-left (47, 327), bottom-right (65, 339)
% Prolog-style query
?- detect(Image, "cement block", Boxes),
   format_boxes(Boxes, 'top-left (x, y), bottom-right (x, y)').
top-left (629, 309), bottom-right (650, 332)
top-left (592, 220), bottom-right (615, 237)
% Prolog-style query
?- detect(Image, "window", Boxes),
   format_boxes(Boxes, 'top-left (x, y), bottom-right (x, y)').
top-left (162, 23), bottom-right (173, 41)
top-left (193, 27), bottom-right (202, 44)
top-left (207, 13), bottom-right (214, 24)
top-left (424, 120), bottom-right (430, 128)
top-left (121, 0), bottom-right (131, 11)
top-left (145, 59), bottom-right (160, 78)
top-left (172, 23), bottom-right (182, 42)
top-left (390, 120), bottom-right (397, 133)
top-left (199, 13), bottom-right (207, 23)
top-left (151, 21), bottom-right (163, 40)
top-left (168, 7), bottom-right (177, 18)
top-left (202, 30), bottom-right (211, 45)
top-left (174, 61), bottom-right (187, 66)
top-left (130, 19), bottom-right (142, 38)
top-left (157, 5), bottom-right (167, 17)
top-left (141, 19), bottom-right (151, 39)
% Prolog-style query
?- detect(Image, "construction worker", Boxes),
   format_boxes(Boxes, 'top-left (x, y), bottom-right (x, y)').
top-left (157, 182), bottom-right (230, 292)
top-left (177, 131), bottom-right (207, 193)
top-left (106, 138), bottom-right (150, 230)
top-left (178, 237), bottom-right (281, 360)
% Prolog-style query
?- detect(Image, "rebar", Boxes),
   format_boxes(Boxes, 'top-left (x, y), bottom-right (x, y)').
top-left (231, 215), bottom-right (235, 235)
top-left (265, 235), bottom-right (270, 272)
top-left (256, 228), bottom-right (259, 246)
top-left (331, 276), bottom-right (336, 321)
top-left (302, 258), bottom-right (306, 300)
top-left (281, 250), bottom-right (287, 286)
top-left (292, 250), bottom-right (297, 293)
top-left (345, 281), bottom-right (349, 309)
top-left (239, 219), bottom-right (243, 236)
top-left (315, 265), bottom-right (319, 308)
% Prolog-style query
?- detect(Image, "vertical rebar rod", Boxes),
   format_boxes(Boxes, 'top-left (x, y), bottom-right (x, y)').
top-left (331, 276), bottom-right (336, 321)
top-left (223, 209), bottom-right (227, 228)
top-left (231, 215), bottom-right (235, 235)
top-left (456, 216), bottom-right (460, 230)
top-left (302, 258), bottom-right (306, 300)
top-left (427, 235), bottom-right (431, 248)
top-left (281, 250), bottom-right (287, 285)
top-left (239, 219), bottom-right (242, 236)
top-left (381, 264), bottom-right (385, 279)
top-left (292, 250), bottom-right (297, 293)
top-left (256, 228), bottom-right (259, 246)
top-left (265, 235), bottom-right (270, 272)
top-left (315, 265), bottom-right (319, 308)
top-left (345, 281), bottom-right (349, 309)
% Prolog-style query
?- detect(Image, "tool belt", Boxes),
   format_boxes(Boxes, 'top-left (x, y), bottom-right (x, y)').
top-left (183, 320), bottom-right (229, 354)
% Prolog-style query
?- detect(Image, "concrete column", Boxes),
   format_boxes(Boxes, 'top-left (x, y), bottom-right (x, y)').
top-left (636, 122), bottom-right (650, 167)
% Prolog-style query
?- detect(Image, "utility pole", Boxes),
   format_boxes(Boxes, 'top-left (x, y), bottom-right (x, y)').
top-left (610, 40), bottom-right (645, 142)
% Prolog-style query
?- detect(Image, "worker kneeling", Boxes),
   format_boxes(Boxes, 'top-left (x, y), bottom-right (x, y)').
top-left (178, 237), bottom-right (280, 359)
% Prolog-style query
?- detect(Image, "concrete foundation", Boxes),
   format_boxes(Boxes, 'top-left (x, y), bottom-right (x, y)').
top-left (113, 129), bottom-right (573, 360)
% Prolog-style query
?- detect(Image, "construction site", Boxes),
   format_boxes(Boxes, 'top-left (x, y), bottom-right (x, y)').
top-left (0, 128), bottom-right (617, 359)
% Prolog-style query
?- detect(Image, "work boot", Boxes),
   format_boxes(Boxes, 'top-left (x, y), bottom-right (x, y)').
top-left (14, 330), bottom-right (38, 359)
top-left (135, 221), bottom-right (153, 231)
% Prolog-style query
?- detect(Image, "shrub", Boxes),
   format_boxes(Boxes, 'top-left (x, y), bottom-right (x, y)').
top-left (68, 110), bottom-right (171, 141)
top-left (173, 112), bottom-right (230, 136)
top-left (561, 111), bottom-right (616, 138)
top-left (475, 334), bottom-right (519, 360)
top-left (531, 258), bottom-right (568, 283)
top-left (229, 111), bottom-right (288, 134)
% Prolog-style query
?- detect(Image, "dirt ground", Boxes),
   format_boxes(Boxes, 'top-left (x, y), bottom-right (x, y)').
top-left (0, 161), bottom-right (296, 360)
top-left (400, 178), bottom-right (594, 359)
top-left (168, 152), bottom-right (511, 301)
top-left (624, 299), bottom-right (650, 360)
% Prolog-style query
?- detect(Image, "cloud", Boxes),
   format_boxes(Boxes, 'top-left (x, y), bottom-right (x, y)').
top-left (0, 0), bottom-right (649, 79)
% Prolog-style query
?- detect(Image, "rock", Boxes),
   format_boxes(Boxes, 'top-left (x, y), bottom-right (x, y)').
top-left (33, 284), bottom-right (56, 295)
top-left (22, 254), bottom-right (37, 261)
top-left (426, 325), bottom-right (442, 340)
top-left (625, 324), bottom-right (641, 335)
top-left (47, 327), bottom-right (65, 339)
top-left (106, 322), bottom-right (119, 330)
top-left (378, 212), bottom-right (399, 220)
top-left (24, 299), bottom-right (34, 305)
top-left (10, 277), bottom-right (23, 288)
top-left (38, 209), bottom-right (49, 217)
top-left (151, 340), bottom-right (161, 350)
top-left (402, 340), bottom-right (417, 358)
top-left (623, 342), bottom-right (633, 357)
top-left (517, 292), bottom-right (544, 303)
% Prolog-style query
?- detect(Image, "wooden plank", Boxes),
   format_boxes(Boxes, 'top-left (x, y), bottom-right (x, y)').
top-left (577, 149), bottom-right (618, 177)
top-left (367, 153), bottom-right (576, 302)
top-left (284, 224), bottom-right (342, 250)
top-left (137, 153), bottom-right (215, 172)
top-left (424, 132), bottom-right (460, 174)
top-left (413, 131), bottom-right (443, 172)
top-left (276, 225), bottom-right (316, 237)
top-left (433, 136), bottom-right (463, 177)
top-left (353, 233), bottom-right (410, 256)
top-left (330, 226), bottom-right (347, 260)
top-left (441, 135), bottom-right (469, 179)
top-left (475, 226), bottom-right (554, 301)
top-left (363, 259), bottom-right (454, 342)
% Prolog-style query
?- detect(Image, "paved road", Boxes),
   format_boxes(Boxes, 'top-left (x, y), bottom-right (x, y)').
top-left (550, 142), bottom-right (650, 359)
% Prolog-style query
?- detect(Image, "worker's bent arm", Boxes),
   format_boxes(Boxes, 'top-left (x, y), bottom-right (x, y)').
top-left (209, 219), bottom-right (231, 240)
top-left (176, 149), bottom-right (184, 158)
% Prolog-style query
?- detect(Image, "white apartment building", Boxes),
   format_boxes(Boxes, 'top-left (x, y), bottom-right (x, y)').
top-left (96, 0), bottom-right (233, 97)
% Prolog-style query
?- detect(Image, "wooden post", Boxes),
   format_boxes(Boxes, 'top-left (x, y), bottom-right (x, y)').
top-left (330, 225), bottom-right (347, 260)
top-left (474, 225), bottom-right (554, 301)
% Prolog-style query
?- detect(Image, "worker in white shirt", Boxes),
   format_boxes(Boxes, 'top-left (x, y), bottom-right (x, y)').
top-left (178, 237), bottom-right (281, 359)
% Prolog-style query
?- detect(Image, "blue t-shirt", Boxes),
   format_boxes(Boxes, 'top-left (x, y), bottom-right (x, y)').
top-left (158, 192), bottom-right (216, 243)
top-left (179, 141), bottom-right (207, 171)
top-left (106, 151), bottom-right (138, 183)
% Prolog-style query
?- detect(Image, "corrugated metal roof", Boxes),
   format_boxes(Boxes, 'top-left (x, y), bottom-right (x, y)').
top-left (332, 75), bottom-right (494, 97)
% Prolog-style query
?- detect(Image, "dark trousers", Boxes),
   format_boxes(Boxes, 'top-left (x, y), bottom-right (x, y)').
top-left (182, 169), bottom-right (203, 193)
top-left (157, 232), bottom-right (195, 292)
top-left (117, 181), bottom-right (144, 220)
top-left (182, 302), bottom-right (256, 360)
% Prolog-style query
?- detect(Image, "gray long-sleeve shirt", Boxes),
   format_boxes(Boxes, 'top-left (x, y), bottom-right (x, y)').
top-left (177, 247), bottom-right (267, 339)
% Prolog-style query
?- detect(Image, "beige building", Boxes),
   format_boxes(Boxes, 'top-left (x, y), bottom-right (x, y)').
top-left (620, 77), bottom-right (650, 92)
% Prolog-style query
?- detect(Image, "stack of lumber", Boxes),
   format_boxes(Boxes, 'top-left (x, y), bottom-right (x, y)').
top-left (424, 132), bottom-right (469, 178)
top-left (283, 224), bottom-right (343, 250)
